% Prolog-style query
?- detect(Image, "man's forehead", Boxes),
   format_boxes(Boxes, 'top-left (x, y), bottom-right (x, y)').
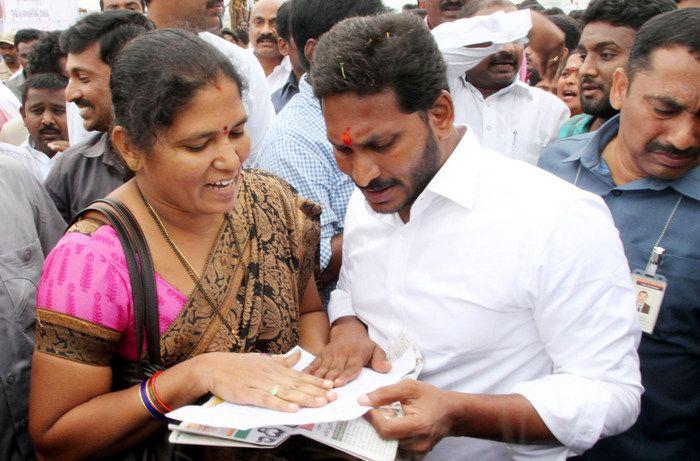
top-left (251, 0), bottom-right (282, 17)
top-left (580, 21), bottom-right (636, 49)
top-left (25, 88), bottom-right (67, 104)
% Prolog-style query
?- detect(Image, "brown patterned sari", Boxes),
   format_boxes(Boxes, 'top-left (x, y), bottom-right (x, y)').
top-left (36, 169), bottom-right (321, 368)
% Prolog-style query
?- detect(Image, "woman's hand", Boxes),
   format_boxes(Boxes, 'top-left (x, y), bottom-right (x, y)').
top-left (198, 350), bottom-right (337, 412)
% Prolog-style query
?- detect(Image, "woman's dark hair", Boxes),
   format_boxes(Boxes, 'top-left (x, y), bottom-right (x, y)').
top-left (548, 14), bottom-right (581, 52)
top-left (310, 13), bottom-right (448, 114)
top-left (627, 8), bottom-right (700, 81)
top-left (234, 27), bottom-right (249, 46)
top-left (582, 0), bottom-right (677, 31)
top-left (111, 29), bottom-right (246, 152)
top-left (61, 10), bottom-right (155, 66)
top-left (26, 31), bottom-right (65, 76)
top-left (21, 72), bottom-right (68, 105)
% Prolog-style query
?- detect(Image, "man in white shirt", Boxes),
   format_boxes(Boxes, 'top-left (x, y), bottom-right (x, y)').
top-left (146, 0), bottom-right (274, 165)
top-left (248, 0), bottom-right (289, 94)
top-left (17, 73), bottom-right (68, 182)
top-left (436, 0), bottom-right (569, 165)
top-left (419, 0), bottom-right (465, 29)
top-left (305, 12), bottom-right (642, 460)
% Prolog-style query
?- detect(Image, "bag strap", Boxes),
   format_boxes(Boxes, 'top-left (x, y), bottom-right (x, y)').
top-left (70, 199), bottom-right (161, 365)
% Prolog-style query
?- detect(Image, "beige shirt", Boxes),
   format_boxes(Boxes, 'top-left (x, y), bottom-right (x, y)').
top-left (0, 62), bottom-right (16, 82)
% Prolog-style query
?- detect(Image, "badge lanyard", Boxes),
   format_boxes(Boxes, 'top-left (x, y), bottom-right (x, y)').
top-left (574, 162), bottom-right (684, 333)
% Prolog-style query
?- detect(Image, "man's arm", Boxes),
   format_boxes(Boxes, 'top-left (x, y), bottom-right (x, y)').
top-left (319, 232), bottom-right (342, 284)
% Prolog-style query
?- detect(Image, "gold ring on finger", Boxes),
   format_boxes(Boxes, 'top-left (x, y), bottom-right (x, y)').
top-left (270, 384), bottom-right (280, 396)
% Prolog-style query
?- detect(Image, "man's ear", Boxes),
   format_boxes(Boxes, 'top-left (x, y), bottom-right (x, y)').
top-left (111, 125), bottom-right (143, 172)
top-left (304, 37), bottom-right (317, 65)
top-left (610, 67), bottom-right (629, 111)
top-left (278, 37), bottom-right (289, 56)
top-left (427, 90), bottom-right (455, 141)
top-left (19, 106), bottom-right (26, 121)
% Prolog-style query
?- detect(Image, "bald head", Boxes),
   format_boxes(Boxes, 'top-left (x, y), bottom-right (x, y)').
top-left (250, 0), bottom-right (285, 60)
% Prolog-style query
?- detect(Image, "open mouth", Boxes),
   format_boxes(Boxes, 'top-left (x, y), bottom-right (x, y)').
top-left (561, 89), bottom-right (578, 99)
top-left (362, 185), bottom-right (395, 205)
top-left (206, 178), bottom-right (236, 189)
top-left (207, 1), bottom-right (224, 14)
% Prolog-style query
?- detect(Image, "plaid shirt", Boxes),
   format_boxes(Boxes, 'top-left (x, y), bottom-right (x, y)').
top-left (254, 75), bottom-right (354, 303)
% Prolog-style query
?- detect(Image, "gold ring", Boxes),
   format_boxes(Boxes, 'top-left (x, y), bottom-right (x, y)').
top-left (270, 385), bottom-right (279, 396)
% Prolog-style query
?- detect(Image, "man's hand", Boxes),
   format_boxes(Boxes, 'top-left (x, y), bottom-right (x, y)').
top-left (360, 380), bottom-right (454, 455)
top-left (528, 11), bottom-right (566, 82)
top-left (304, 316), bottom-right (391, 387)
top-left (47, 140), bottom-right (70, 153)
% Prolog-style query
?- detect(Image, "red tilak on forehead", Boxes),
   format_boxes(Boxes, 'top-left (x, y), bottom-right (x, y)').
top-left (223, 125), bottom-right (228, 133)
top-left (341, 128), bottom-right (352, 146)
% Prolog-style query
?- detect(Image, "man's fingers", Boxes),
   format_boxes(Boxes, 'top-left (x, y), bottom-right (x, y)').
top-left (359, 381), bottom-right (411, 408)
top-left (333, 362), bottom-right (364, 387)
top-left (364, 408), bottom-right (416, 440)
top-left (303, 356), bottom-right (322, 374)
top-left (370, 345), bottom-right (392, 373)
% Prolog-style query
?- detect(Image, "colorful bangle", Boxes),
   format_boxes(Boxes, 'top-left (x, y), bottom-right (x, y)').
top-left (139, 379), bottom-right (169, 422)
top-left (148, 370), bottom-right (173, 413)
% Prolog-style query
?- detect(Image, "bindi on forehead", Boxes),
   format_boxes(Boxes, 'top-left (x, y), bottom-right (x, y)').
top-left (341, 127), bottom-right (352, 146)
top-left (223, 125), bottom-right (228, 133)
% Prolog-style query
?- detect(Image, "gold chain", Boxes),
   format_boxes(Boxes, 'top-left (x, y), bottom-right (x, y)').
top-left (137, 186), bottom-right (237, 333)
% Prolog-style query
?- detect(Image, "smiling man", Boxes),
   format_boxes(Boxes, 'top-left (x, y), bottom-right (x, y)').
top-left (45, 11), bottom-right (154, 222)
top-left (248, 0), bottom-right (288, 92)
top-left (539, 9), bottom-right (700, 460)
top-left (557, 0), bottom-right (676, 139)
top-left (307, 12), bottom-right (642, 460)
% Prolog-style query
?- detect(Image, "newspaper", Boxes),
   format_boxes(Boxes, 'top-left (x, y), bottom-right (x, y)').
top-left (168, 335), bottom-right (422, 461)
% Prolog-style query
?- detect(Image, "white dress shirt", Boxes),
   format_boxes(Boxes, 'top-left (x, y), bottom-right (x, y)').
top-left (65, 32), bottom-right (275, 167)
top-left (329, 129), bottom-right (642, 460)
top-left (266, 55), bottom-right (292, 95)
top-left (1, 138), bottom-right (57, 182)
top-left (432, 11), bottom-right (570, 165)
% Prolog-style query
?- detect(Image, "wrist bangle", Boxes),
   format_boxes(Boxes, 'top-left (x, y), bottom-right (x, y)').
top-left (148, 371), bottom-right (173, 413)
top-left (139, 379), bottom-right (169, 422)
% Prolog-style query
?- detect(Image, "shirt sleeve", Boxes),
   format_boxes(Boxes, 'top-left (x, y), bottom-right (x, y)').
top-left (511, 195), bottom-right (642, 455)
top-left (29, 169), bottom-right (66, 255)
top-left (35, 231), bottom-right (132, 366)
top-left (432, 10), bottom-right (532, 78)
top-left (327, 190), bottom-right (363, 323)
top-left (44, 156), bottom-right (71, 223)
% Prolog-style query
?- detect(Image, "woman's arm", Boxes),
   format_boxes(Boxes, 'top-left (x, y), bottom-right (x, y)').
top-left (30, 348), bottom-right (335, 460)
top-left (298, 277), bottom-right (330, 354)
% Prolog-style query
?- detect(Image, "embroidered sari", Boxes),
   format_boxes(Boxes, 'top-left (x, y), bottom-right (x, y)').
top-left (35, 170), bottom-right (321, 369)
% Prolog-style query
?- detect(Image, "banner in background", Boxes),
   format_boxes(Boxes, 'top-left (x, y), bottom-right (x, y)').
top-left (0, 0), bottom-right (80, 33)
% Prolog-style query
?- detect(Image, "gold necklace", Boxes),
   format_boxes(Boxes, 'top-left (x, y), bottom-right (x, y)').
top-left (137, 186), bottom-right (237, 333)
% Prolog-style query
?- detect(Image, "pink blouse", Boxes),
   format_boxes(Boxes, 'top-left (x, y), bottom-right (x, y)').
top-left (37, 225), bottom-right (188, 360)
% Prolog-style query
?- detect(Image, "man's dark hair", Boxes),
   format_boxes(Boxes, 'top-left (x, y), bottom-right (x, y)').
top-left (221, 27), bottom-right (235, 39)
top-left (582, 0), bottom-right (677, 30)
top-left (462, 0), bottom-right (515, 17)
top-left (290, 0), bottom-right (386, 71)
top-left (99, 0), bottom-right (146, 10)
top-left (548, 14), bottom-right (581, 52)
top-left (111, 29), bottom-right (246, 152)
top-left (235, 27), bottom-right (249, 46)
top-left (60, 10), bottom-right (155, 66)
top-left (517, 0), bottom-right (544, 12)
top-left (21, 72), bottom-right (68, 105)
top-left (542, 7), bottom-right (564, 15)
top-left (627, 8), bottom-right (700, 80)
top-left (310, 13), bottom-right (448, 114)
top-left (26, 31), bottom-right (65, 76)
top-left (276, 1), bottom-right (292, 42)
top-left (568, 9), bottom-right (584, 24)
top-left (402, 3), bottom-right (418, 10)
top-left (14, 29), bottom-right (43, 47)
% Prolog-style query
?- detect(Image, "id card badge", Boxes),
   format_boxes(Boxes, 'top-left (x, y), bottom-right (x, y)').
top-left (631, 269), bottom-right (667, 334)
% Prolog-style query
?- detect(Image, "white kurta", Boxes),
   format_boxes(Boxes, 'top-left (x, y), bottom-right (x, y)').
top-left (329, 129), bottom-right (642, 460)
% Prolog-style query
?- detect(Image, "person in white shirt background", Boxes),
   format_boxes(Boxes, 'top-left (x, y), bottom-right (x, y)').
top-left (247, 0), bottom-right (291, 95)
top-left (17, 72), bottom-right (68, 182)
top-left (306, 11), bottom-right (642, 460)
top-left (419, 0), bottom-right (465, 29)
top-left (441, 0), bottom-right (570, 165)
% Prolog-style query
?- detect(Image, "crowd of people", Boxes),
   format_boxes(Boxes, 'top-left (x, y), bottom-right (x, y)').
top-left (0, 0), bottom-right (697, 460)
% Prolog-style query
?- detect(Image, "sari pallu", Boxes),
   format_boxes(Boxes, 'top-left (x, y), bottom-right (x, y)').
top-left (33, 171), bottom-right (322, 460)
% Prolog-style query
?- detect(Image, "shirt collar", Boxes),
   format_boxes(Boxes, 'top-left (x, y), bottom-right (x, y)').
top-left (80, 132), bottom-right (124, 168)
top-left (423, 126), bottom-right (479, 210)
top-left (564, 115), bottom-right (700, 201)
top-left (462, 77), bottom-right (533, 101)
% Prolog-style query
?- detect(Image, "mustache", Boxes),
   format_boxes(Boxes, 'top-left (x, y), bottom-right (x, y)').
top-left (73, 98), bottom-right (93, 108)
top-left (206, 0), bottom-right (222, 7)
top-left (440, 0), bottom-right (464, 11)
top-left (580, 75), bottom-right (601, 87)
top-left (647, 139), bottom-right (700, 159)
top-left (39, 124), bottom-right (60, 135)
top-left (256, 33), bottom-right (277, 43)
top-left (489, 51), bottom-right (516, 65)
top-left (360, 178), bottom-right (400, 192)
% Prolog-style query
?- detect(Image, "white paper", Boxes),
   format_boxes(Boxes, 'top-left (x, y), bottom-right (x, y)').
top-left (168, 342), bottom-right (417, 430)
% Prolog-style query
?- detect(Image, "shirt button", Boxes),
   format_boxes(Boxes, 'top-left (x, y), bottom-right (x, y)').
top-left (611, 190), bottom-right (623, 197)
top-left (6, 374), bottom-right (15, 385)
top-left (17, 419), bottom-right (28, 431)
top-left (23, 250), bottom-right (31, 261)
top-left (486, 126), bottom-right (492, 131)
